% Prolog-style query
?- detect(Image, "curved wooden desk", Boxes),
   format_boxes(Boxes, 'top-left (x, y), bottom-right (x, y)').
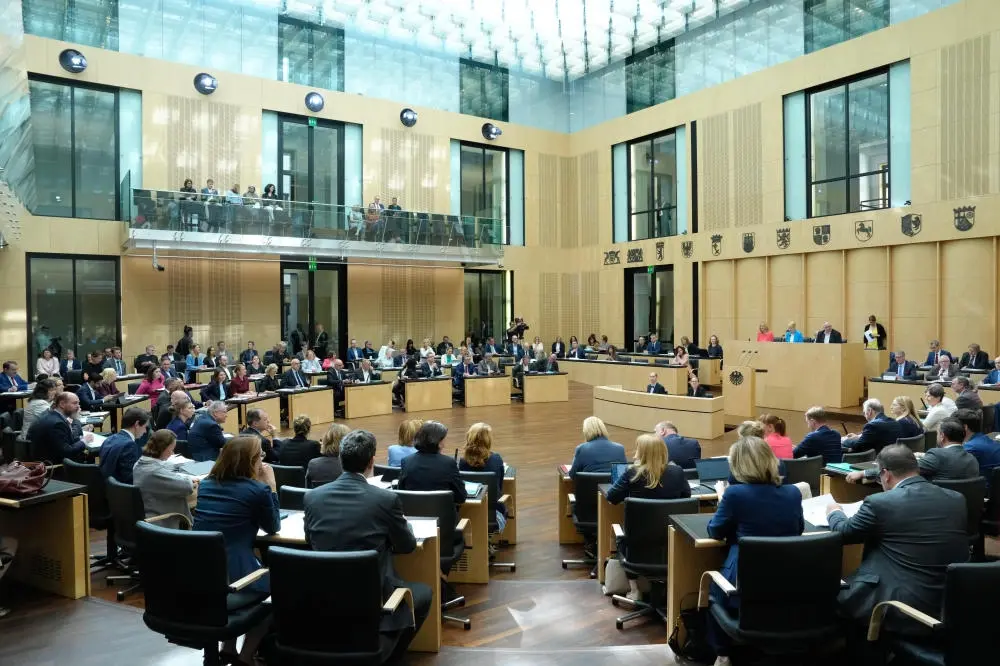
top-left (592, 385), bottom-right (724, 440)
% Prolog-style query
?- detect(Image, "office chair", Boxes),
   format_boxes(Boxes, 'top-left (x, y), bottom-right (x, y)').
top-left (393, 489), bottom-right (471, 630)
top-left (374, 464), bottom-right (401, 482)
top-left (271, 464), bottom-right (306, 493)
top-left (13, 435), bottom-right (31, 462)
top-left (137, 521), bottom-right (271, 666)
top-left (843, 450), bottom-right (876, 464)
top-left (933, 476), bottom-right (987, 558)
top-left (924, 429), bottom-right (938, 451)
top-left (62, 458), bottom-right (115, 570)
top-left (781, 455), bottom-right (823, 497)
top-left (610, 497), bottom-right (699, 629)
top-left (699, 533), bottom-right (844, 659)
top-left (105, 477), bottom-right (151, 600)
top-left (561, 471), bottom-right (611, 577)
top-left (127, 381), bottom-right (142, 394)
top-left (266, 546), bottom-right (414, 664)
top-left (65, 370), bottom-right (84, 386)
top-left (0, 426), bottom-right (17, 463)
top-left (11, 408), bottom-right (23, 432)
top-left (867, 561), bottom-right (1000, 665)
top-left (896, 433), bottom-right (926, 453)
top-left (981, 405), bottom-right (995, 434)
top-left (173, 439), bottom-right (190, 459)
top-left (980, 467), bottom-right (1000, 562)
top-left (279, 486), bottom-right (309, 511)
top-left (460, 470), bottom-right (514, 572)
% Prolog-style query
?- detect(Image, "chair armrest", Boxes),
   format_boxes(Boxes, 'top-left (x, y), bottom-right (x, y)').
top-left (498, 494), bottom-right (511, 505)
top-left (867, 601), bottom-right (941, 641)
top-left (382, 587), bottom-right (415, 627)
top-left (228, 568), bottom-right (269, 592)
top-left (567, 493), bottom-right (576, 504)
top-left (697, 570), bottom-right (736, 609)
top-left (145, 513), bottom-right (193, 530)
top-left (612, 523), bottom-right (625, 539)
top-left (456, 518), bottom-right (469, 534)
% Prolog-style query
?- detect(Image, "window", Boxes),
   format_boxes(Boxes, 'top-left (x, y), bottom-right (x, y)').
top-left (627, 131), bottom-right (677, 240)
top-left (807, 70), bottom-right (889, 217)
top-left (459, 142), bottom-right (508, 245)
top-left (464, 270), bottom-right (509, 344)
top-left (27, 255), bottom-right (121, 372)
top-left (28, 78), bottom-right (119, 220)
top-left (805, 0), bottom-right (889, 54)
top-left (278, 16), bottom-right (345, 91)
top-left (459, 59), bottom-right (509, 122)
top-left (277, 115), bottom-right (344, 229)
top-left (625, 41), bottom-right (676, 114)
top-left (22, 0), bottom-right (120, 51)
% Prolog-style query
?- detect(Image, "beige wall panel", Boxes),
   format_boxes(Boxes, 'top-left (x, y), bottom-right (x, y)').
top-left (703, 261), bottom-right (735, 343)
top-left (599, 269), bottom-right (625, 345)
top-left (940, 238), bottom-right (996, 355)
top-left (732, 103), bottom-right (763, 228)
top-left (538, 155), bottom-right (559, 247)
top-left (560, 273), bottom-right (581, 344)
top-left (674, 262), bottom-right (693, 345)
top-left (579, 152), bottom-right (600, 247)
top-left (734, 257), bottom-right (767, 340)
top-left (845, 247), bottom-right (890, 348)
top-left (375, 129), bottom-right (440, 213)
top-left (538, 273), bottom-right (560, 342)
top-left (580, 271), bottom-right (601, 342)
top-left (889, 243), bottom-right (938, 356)
top-left (805, 251), bottom-right (844, 336)
top-left (700, 112), bottom-right (731, 232)
top-left (559, 156), bottom-right (579, 249)
top-left (768, 254), bottom-right (803, 336)
top-left (940, 35), bottom-right (992, 200)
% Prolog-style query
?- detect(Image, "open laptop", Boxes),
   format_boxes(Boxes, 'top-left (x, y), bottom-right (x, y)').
top-left (695, 458), bottom-right (730, 484)
top-left (610, 462), bottom-right (630, 485)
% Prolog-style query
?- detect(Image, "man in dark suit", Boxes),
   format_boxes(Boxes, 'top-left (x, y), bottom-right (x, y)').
top-left (919, 418), bottom-right (980, 480)
top-left (814, 322), bottom-right (844, 344)
top-left (103, 347), bottom-right (127, 376)
top-left (98, 408), bottom-right (150, 484)
top-left (325, 359), bottom-right (348, 403)
top-left (435, 336), bottom-right (452, 356)
top-left (303, 430), bottom-right (432, 659)
top-left (187, 401), bottom-right (228, 462)
top-left (827, 445), bottom-right (968, 638)
top-left (566, 341), bottom-right (587, 359)
top-left (958, 343), bottom-right (990, 370)
top-left (81, 352), bottom-right (105, 383)
top-left (133, 345), bottom-right (157, 373)
top-left (927, 354), bottom-right (963, 382)
top-left (353, 359), bottom-right (380, 384)
top-left (655, 421), bottom-right (700, 469)
top-left (551, 337), bottom-right (566, 358)
top-left (646, 333), bottom-right (662, 354)
top-left (511, 356), bottom-right (533, 390)
top-left (477, 352), bottom-right (500, 376)
top-left (842, 398), bottom-right (902, 454)
top-left (77, 375), bottom-right (107, 412)
top-left (240, 408), bottom-right (278, 463)
top-left (951, 376), bottom-right (983, 410)
top-left (481, 337), bottom-right (501, 356)
top-left (793, 406), bottom-right (843, 463)
top-left (506, 336), bottom-right (526, 362)
top-left (27, 392), bottom-right (92, 463)
top-left (239, 341), bottom-right (257, 365)
top-left (312, 324), bottom-right (329, 360)
top-left (884, 350), bottom-right (918, 380)
top-left (61, 349), bottom-right (83, 376)
top-left (924, 340), bottom-right (951, 368)
top-left (418, 353), bottom-right (444, 378)
top-left (646, 372), bottom-right (667, 394)
top-left (346, 338), bottom-right (365, 364)
top-left (541, 354), bottom-right (560, 373)
top-left (159, 356), bottom-right (180, 381)
top-left (281, 358), bottom-right (309, 389)
top-left (686, 374), bottom-right (709, 398)
top-left (453, 354), bottom-right (477, 391)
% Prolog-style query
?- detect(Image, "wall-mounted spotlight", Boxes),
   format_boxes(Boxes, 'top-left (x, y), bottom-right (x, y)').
top-left (305, 91), bottom-right (325, 113)
top-left (58, 49), bottom-right (88, 74)
top-left (400, 108), bottom-right (418, 127)
top-left (481, 122), bottom-right (502, 141)
top-left (193, 73), bottom-right (218, 95)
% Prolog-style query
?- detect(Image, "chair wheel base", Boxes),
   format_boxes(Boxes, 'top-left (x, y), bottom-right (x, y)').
top-left (116, 590), bottom-right (125, 602)
top-left (561, 562), bottom-right (568, 569)
top-left (463, 620), bottom-right (471, 630)
top-left (616, 620), bottom-right (624, 630)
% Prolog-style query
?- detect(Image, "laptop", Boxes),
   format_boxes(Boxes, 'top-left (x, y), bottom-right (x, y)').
top-left (695, 458), bottom-right (731, 484)
top-left (610, 462), bottom-right (630, 485)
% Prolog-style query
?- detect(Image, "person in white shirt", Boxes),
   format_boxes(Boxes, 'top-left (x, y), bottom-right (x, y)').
top-left (301, 349), bottom-right (322, 373)
top-left (419, 338), bottom-right (434, 359)
top-left (927, 354), bottom-right (959, 382)
top-left (921, 383), bottom-right (957, 432)
top-left (217, 354), bottom-right (233, 381)
top-left (36, 348), bottom-right (60, 377)
top-left (377, 339), bottom-right (397, 369)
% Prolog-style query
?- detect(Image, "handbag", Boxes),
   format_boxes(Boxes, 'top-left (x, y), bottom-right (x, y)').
top-left (667, 593), bottom-right (715, 663)
top-left (0, 460), bottom-right (52, 497)
top-left (602, 558), bottom-right (629, 596)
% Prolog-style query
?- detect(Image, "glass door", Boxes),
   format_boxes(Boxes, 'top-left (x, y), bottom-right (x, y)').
top-left (625, 265), bottom-right (674, 351)
top-left (280, 261), bottom-right (347, 359)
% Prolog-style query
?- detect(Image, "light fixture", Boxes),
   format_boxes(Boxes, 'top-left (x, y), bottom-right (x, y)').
top-left (193, 73), bottom-right (218, 95)
top-left (0, 232), bottom-right (7, 250)
top-left (400, 108), bottom-right (418, 127)
top-left (481, 122), bottom-right (502, 141)
top-left (305, 91), bottom-right (325, 112)
top-left (58, 49), bottom-right (88, 74)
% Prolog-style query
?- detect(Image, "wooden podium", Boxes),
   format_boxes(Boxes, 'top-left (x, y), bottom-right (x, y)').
top-left (723, 347), bottom-right (759, 419)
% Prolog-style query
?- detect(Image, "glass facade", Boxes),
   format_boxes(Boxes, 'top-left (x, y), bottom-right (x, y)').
top-left (625, 42), bottom-right (676, 114)
top-left (459, 143), bottom-right (508, 244)
top-left (464, 270), bottom-right (508, 344)
top-left (278, 16), bottom-right (344, 91)
top-left (280, 262), bottom-right (344, 355)
top-left (628, 131), bottom-right (678, 241)
top-left (277, 115), bottom-right (344, 229)
top-left (459, 59), bottom-right (510, 122)
top-left (627, 266), bottom-right (674, 349)
top-left (805, 0), bottom-right (889, 54)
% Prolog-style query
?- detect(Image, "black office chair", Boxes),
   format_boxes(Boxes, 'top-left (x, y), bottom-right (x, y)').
top-left (981, 405), bottom-right (995, 434)
top-left (279, 486), bottom-right (309, 511)
top-left (460, 470), bottom-right (514, 572)
top-left (374, 463), bottom-right (401, 482)
top-left (699, 533), bottom-right (844, 659)
top-left (266, 546), bottom-right (414, 664)
top-left (393, 489), bottom-right (470, 630)
top-left (127, 381), bottom-right (142, 394)
top-left (843, 450), bottom-right (876, 464)
top-left (65, 370), bottom-right (84, 386)
top-left (781, 455), bottom-right (823, 498)
top-left (610, 497), bottom-right (699, 629)
top-left (896, 433), bottom-right (926, 453)
top-left (137, 521), bottom-right (272, 666)
top-left (173, 439), bottom-right (190, 459)
top-left (924, 429), bottom-right (938, 451)
top-left (933, 476), bottom-right (987, 558)
top-left (13, 435), bottom-right (31, 462)
top-left (867, 561), bottom-right (1000, 665)
top-left (105, 477), bottom-right (148, 600)
top-left (980, 467), bottom-right (1000, 561)
top-left (11, 408), bottom-right (23, 432)
top-left (62, 458), bottom-right (115, 569)
top-left (0, 426), bottom-right (17, 463)
top-left (271, 464), bottom-right (306, 493)
top-left (561, 471), bottom-right (611, 577)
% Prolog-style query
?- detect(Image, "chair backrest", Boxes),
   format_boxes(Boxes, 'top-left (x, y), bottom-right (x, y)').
top-left (271, 464), bottom-right (306, 492)
top-left (0, 426), bottom-right (17, 463)
top-left (127, 381), bottom-right (141, 394)
top-left (896, 433), bottom-right (925, 453)
top-left (106, 477), bottom-right (146, 550)
top-left (173, 439), bottom-right (190, 458)
top-left (682, 467), bottom-right (698, 481)
top-left (781, 455), bottom-right (823, 497)
top-left (62, 458), bottom-right (111, 524)
top-left (279, 486), bottom-right (309, 511)
top-left (0, 412), bottom-right (12, 432)
top-left (65, 370), bottom-right (84, 385)
top-left (843, 449), bottom-right (875, 464)
top-left (373, 463), bottom-right (400, 482)
top-left (981, 405), bottom-right (994, 434)
top-left (623, 497), bottom-right (699, 568)
top-left (924, 429), bottom-right (938, 451)
top-left (572, 472), bottom-right (611, 525)
top-left (737, 533), bottom-right (843, 632)
top-left (268, 546), bottom-right (383, 657)
top-left (12, 409), bottom-right (23, 431)
top-left (393, 489), bottom-right (456, 553)
top-left (932, 476), bottom-right (987, 538)
top-left (460, 470), bottom-right (498, 531)
top-left (13, 436), bottom-right (31, 462)
top-left (942, 562), bottom-right (1000, 664)
top-left (984, 467), bottom-right (1000, 526)
top-left (136, 521), bottom-right (231, 628)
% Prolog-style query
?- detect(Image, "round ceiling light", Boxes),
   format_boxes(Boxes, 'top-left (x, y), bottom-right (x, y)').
top-left (193, 72), bottom-right (218, 95)
top-left (305, 91), bottom-right (325, 112)
top-left (58, 49), bottom-right (88, 74)
top-left (400, 108), bottom-right (418, 127)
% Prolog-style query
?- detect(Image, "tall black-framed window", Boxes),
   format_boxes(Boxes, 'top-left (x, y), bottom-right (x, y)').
top-left (805, 0), bottom-right (889, 54)
top-left (28, 76), bottom-right (120, 220)
top-left (463, 270), bottom-right (509, 344)
top-left (22, 0), bottom-right (120, 51)
top-left (277, 15), bottom-right (345, 91)
top-left (624, 265), bottom-right (674, 351)
top-left (625, 40), bottom-right (676, 114)
top-left (459, 59), bottom-right (509, 122)
top-left (459, 141), bottom-right (509, 245)
top-left (806, 69), bottom-right (889, 218)
top-left (279, 260), bottom-right (348, 358)
top-left (26, 253), bottom-right (121, 376)
top-left (627, 130), bottom-right (677, 241)
top-left (277, 114), bottom-right (345, 228)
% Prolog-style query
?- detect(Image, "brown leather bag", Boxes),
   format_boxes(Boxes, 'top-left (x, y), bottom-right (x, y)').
top-left (0, 461), bottom-right (51, 497)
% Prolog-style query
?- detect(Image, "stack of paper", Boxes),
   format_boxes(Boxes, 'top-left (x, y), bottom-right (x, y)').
top-left (801, 493), bottom-right (862, 527)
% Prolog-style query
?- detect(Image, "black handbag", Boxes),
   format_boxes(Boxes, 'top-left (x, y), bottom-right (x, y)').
top-left (668, 594), bottom-right (715, 663)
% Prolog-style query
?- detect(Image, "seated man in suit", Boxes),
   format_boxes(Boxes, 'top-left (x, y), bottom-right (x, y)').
top-left (240, 408), bottom-right (278, 463)
top-left (540, 353), bottom-right (560, 373)
top-left (551, 336), bottom-right (566, 358)
top-left (346, 338), bottom-right (365, 365)
top-left (435, 336), bottom-right (453, 357)
top-left (77, 374), bottom-right (108, 412)
top-left (654, 421), bottom-right (700, 469)
top-left (793, 406), bottom-right (843, 463)
top-left (325, 359), bottom-right (348, 403)
top-left (634, 336), bottom-right (647, 354)
top-left (61, 349), bottom-right (83, 376)
top-left (927, 353), bottom-right (964, 382)
top-left (133, 345), bottom-right (157, 373)
top-left (956, 408), bottom-right (1000, 487)
top-left (103, 347), bottom-right (128, 376)
top-left (477, 352), bottom-right (500, 376)
top-left (814, 321), bottom-right (843, 343)
top-left (239, 341), bottom-right (256, 365)
top-left (646, 372), bottom-right (667, 394)
top-left (842, 398), bottom-right (901, 454)
top-left (481, 337), bottom-right (501, 356)
top-left (281, 358), bottom-right (310, 389)
top-left (924, 339), bottom-right (951, 367)
top-left (98, 408), bottom-right (150, 484)
top-left (511, 355), bottom-right (533, 390)
top-left (884, 350), bottom-right (917, 380)
top-left (0, 361), bottom-right (28, 393)
top-left (453, 353), bottom-right (477, 391)
top-left (159, 355), bottom-right (180, 382)
top-left (506, 336), bottom-right (526, 362)
top-left (303, 429), bottom-right (432, 660)
top-left (951, 376), bottom-right (983, 411)
top-left (353, 359), bottom-right (380, 384)
top-left (981, 356), bottom-right (1000, 385)
top-left (418, 353), bottom-right (444, 378)
top-left (827, 445), bottom-right (968, 643)
top-left (959, 343), bottom-right (990, 371)
top-left (646, 333), bottom-right (662, 354)
top-left (187, 400), bottom-right (228, 462)
top-left (850, 417), bottom-right (979, 484)
top-left (566, 340), bottom-right (587, 359)
top-left (27, 392), bottom-right (92, 462)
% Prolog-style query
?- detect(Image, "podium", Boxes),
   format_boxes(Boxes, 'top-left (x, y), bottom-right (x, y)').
top-left (724, 348), bottom-right (759, 419)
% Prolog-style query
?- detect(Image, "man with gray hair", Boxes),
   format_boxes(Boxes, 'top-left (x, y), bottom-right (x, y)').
top-left (842, 398), bottom-right (901, 454)
top-left (951, 375), bottom-right (983, 411)
top-left (188, 400), bottom-right (228, 461)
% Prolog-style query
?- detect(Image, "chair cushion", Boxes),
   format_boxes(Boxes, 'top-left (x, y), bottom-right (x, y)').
top-left (227, 590), bottom-right (269, 612)
top-left (709, 603), bottom-right (841, 653)
top-left (144, 600), bottom-right (272, 643)
top-left (620, 558), bottom-right (668, 580)
top-left (891, 638), bottom-right (946, 666)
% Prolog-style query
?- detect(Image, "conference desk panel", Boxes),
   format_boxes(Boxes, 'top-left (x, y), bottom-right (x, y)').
top-left (404, 377), bottom-right (453, 413)
top-left (113, 373), bottom-right (144, 393)
top-left (192, 367), bottom-right (217, 384)
top-left (592, 386), bottom-right (725, 440)
top-left (820, 472), bottom-right (882, 504)
top-left (110, 395), bottom-right (151, 432)
top-left (226, 394), bottom-right (281, 430)
top-left (502, 474), bottom-right (517, 545)
top-left (463, 375), bottom-right (512, 407)
top-left (868, 378), bottom-right (1000, 406)
top-left (556, 469), bottom-right (584, 544)
top-left (307, 371), bottom-right (326, 386)
top-left (343, 381), bottom-right (393, 419)
top-left (864, 350), bottom-right (890, 388)
top-left (561, 359), bottom-right (678, 392)
top-left (380, 368), bottom-right (401, 382)
top-left (280, 386), bottom-right (335, 426)
top-left (725, 341), bottom-right (865, 410)
top-left (698, 358), bottom-right (723, 385)
top-left (522, 372), bottom-right (569, 403)
top-left (222, 404), bottom-right (240, 435)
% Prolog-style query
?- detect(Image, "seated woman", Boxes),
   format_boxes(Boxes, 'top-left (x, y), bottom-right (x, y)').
top-left (419, 338), bottom-right (434, 359)
top-left (441, 345), bottom-right (460, 366)
top-left (586, 333), bottom-right (599, 351)
top-left (135, 366), bottom-right (165, 396)
top-left (679, 336), bottom-right (699, 357)
top-left (132, 430), bottom-right (195, 529)
top-left (891, 396), bottom-right (924, 438)
top-left (280, 415), bottom-right (321, 468)
top-left (22, 379), bottom-right (56, 431)
top-left (706, 335), bottom-right (724, 359)
top-left (387, 419), bottom-right (423, 467)
top-left (670, 345), bottom-right (690, 367)
top-left (229, 363), bottom-right (251, 395)
top-left (301, 349), bottom-right (322, 373)
top-left (36, 348), bottom-right (60, 377)
top-left (201, 368), bottom-right (229, 402)
top-left (257, 363), bottom-right (280, 393)
top-left (246, 355), bottom-right (265, 376)
top-left (398, 421), bottom-right (467, 505)
top-left (459, 422), bottom-right (507, 532)
top-left (97, 368), bottom-right (119, 397)
top-left (306, 423), bottom-right (350, 487)
top-left (166, 399), bottom-right (196, 439)
top-left (606, 345), bottom-right (620, 362)
top-left (759, 413), bottom-right (794, 459)
top-left (204, 346), bottom-right (218, 369)
top-left (756, 323), bottom-right (774, 342)
top-left (392, 357), bottom-right (420, 408)
top-left (321, 351), bottom-right (335, 370)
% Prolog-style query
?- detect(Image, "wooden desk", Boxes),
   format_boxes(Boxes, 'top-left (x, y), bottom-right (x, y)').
top-left (192, 367), bottom-right (216, 384)
top-left (403, 377), bottom-right (452, 413)
top-left (381, 368), bottom-right (400, 383)
top-left (820, 471), bottom-right (882, 503)
top-left (593, 386), bottom-right (725, 440)
top-left (864, 350), bottom-right (889, 389)
top-left (343, 381), bottom-right (393, 419)
top-left (110, 395), bottom-right (151, 432)
top-left (557, 468), bottom-right (583, 544)
top-left (256, 512), bottom-right (441, 653)
top-left (561, 359), bottom-right (675, 392)
top-left (698, 358), bottom-right (723, 386)
top-left (279, 386), bottom-right (335, 426)
top-left (502, 471), bottom-right (517, 545)
top-left (463, 375), bottom-right (512, 407)
top-left (222, 404), bottom-right (240, 435)
top-left (113, 373), bottom-right (144, 393)
top-left (522, 372), bottom-right (569, 403)
top-left (451, 488), bottom-right (489, 584)
top-left (868, 378), bottom-right (1000, 406)
top-left (0, 480), bottom-right (90, 599)
top-left (226, 393), bottom-right (282, 429)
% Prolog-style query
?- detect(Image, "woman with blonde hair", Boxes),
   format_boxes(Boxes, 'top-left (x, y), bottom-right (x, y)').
top-left (736, 420), bottom-right (765, 439)
top-left (890, 395), bottom-right (924, 438)
top-left (306, 423), bottom-right (351, 487)
top-left (568, 416), bottom-right (626, 478)
top-left (387, 419), bottom-right (423, 466)
top-left (459, 422), bottom-right (507, 531)
top-left (756, 322), bottom-right (774, 342)
top-left (607, 433), bottom-right (690, 504)
top-left (97, 367), bottom-right (119, 397)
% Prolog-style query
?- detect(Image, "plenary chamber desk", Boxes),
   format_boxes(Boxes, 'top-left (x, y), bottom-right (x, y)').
top-left (278, 386), bottom-right (335, 426)
top-left (868, 378), bottom-right (1000, 407)
top-left (592, 386), bottom-right (725, 440)
top-left (404, 376), bottom-right (453, 412)
top-left (226, 393), bottom-right (282, 429)
top-left (561, 358), bottom-right (687, 394)
top-left (725, 340), bottom-right (865, 410)
top-left (463, 374), bottom-right (511, 407)
top-left (522, 371), bottom-right (569, 403)
top-left (343, 381), bottom-right (393, 419)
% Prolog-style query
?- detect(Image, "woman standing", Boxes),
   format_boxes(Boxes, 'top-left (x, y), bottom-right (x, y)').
top-left (706, 335), bottom-right (724, 359)
top-left (863, 314), bottom-right (887, 350)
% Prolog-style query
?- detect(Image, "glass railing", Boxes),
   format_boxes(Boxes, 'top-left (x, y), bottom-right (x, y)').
top-left (125, 189), bottom-right (503, 249)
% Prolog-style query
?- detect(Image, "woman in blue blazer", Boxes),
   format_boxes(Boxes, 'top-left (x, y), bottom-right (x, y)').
top-left (184, 344), bottom-right (207, 382)
top-left (706, 436), bottom-right (804, 660)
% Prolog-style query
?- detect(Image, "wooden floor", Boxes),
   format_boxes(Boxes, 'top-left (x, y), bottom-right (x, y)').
top-left (1, 381), bottom-right (870, 664)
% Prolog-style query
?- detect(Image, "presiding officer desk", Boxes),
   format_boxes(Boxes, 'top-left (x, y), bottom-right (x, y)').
top-left (562, 358), bottom-right (688, 394)
top-left (592, 386), bottom-right (724, 440)
top-left (256, 512), bottom-right (442, 653)
top-left (343, 380), bottom-right (393, 418)
top-left (226, 392), bottom-right (282, 430)
top-left (278, 385), bottom-right (335, 425)
top-left (868, 377), bottom-right (1000, 407)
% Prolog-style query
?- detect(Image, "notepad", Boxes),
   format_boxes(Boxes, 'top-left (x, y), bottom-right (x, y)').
top-left (85, 433), bottom-right (107, 451)
top-left (801, 493), bottom-right (862, 527)
top-left (825, 462), bottom-right (854, 474)
top-left (464, 481), bottom-right (484, 497)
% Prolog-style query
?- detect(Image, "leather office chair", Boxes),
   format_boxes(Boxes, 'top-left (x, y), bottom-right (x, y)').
top-left (460, 470), bottom-right (514, 572)
top-left (896, 433), bottom-right (926, 453)
top-left (781, 455), bottom-right (823, 497)
top-left (699, 533), bottom-right (844, 659)
top-left (137, 521), bottom-right (271, 666)
top-left (393, 489), bottom-right (471, 630)
top-left (981, 405), bottom-right (995, 434)
top-left (62, 458), bottom-right (115, 569)
top-left (65, 370), bottom-right (84, 386)
top-left (980, 467), bottom-right (1000, 561)
top-left (272, 464), bottom-right (306, 493)
top-left (265, 546), bottom-right (415, 664)
top-left (610, 497), bottom-right (699, 629)
top-left (173, 439), bottom-right (190, 459)
top-left (11, 408), bottom-right (23, 432)
top-left (127, 381), bottom-right (142, 394)
top-left (933, 476), bottom-right (987, 558)
top-left (279, 486), bottom-right (309, 511)
top-left (867, 561), bottom-right (1000, 665)
top-left (106, 477), bottom-right (149, 600)
top-left (924, 429), bottom-right (938, 451)
top-left (374, 463), bottom-right (401, 482)
top-left (843, 449), bottom-right (876, 464)
top-left (13, 435), bottom-right (31, 462)
top-left (1, 426), bottom-right (17, 463)
top-left (561, 471), bottom-right (611, 577)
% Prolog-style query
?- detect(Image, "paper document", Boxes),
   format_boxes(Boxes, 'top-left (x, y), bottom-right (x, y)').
top-left (85, 433), bottom-right (108, 451)
top-left (801, 493), bottom-right (862, 527)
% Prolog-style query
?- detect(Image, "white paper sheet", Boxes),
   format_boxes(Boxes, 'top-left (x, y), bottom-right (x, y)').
top-left (801, 493), bottom-right (862, 528)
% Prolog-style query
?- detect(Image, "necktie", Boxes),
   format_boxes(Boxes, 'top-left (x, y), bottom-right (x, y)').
top-left (897, 364), bottom-right (903, 377)
top-left (296, 372), bottom-right (304, 388)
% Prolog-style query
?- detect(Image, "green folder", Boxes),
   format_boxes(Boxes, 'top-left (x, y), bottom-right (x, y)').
top-left (826, 462), bottom-right (853, 474)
